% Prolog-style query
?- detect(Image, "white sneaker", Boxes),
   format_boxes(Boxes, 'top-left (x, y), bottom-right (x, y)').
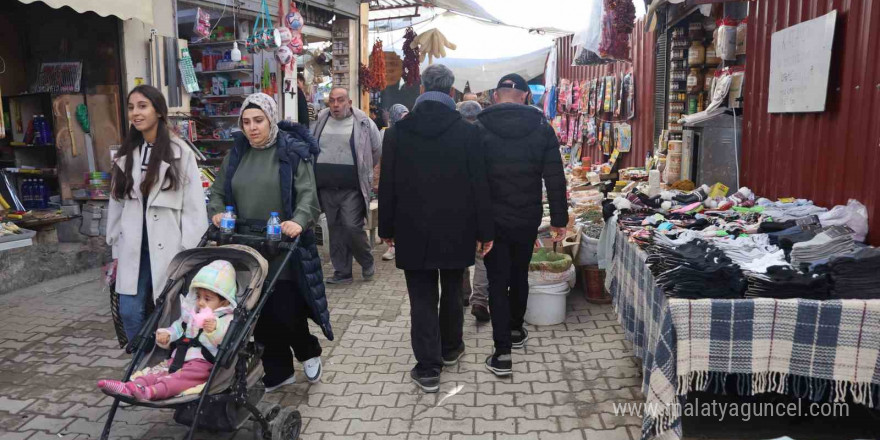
top-left (265, 374), bottom-right (295, 393)
top-left (303, 357), bottom-right (322, 384)
top-left (382, 246), bottom-right (396, 261)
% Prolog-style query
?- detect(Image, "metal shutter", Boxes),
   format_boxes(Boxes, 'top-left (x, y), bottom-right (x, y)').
top-left (653, 9), bottom-right (669, 150)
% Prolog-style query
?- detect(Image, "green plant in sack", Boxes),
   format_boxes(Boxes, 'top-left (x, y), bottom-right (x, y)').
top-left (529, 248), bottom-right (573, 273)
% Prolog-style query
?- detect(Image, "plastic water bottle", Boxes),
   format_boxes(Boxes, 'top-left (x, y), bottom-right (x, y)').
top-left (38, 115), bottom-right (52, 145)
top-left (32, 116), bottom-right (43, 145)
top-left (220, 206), bottom-right (236, 234)
top-left (21, 179), bottom-right (31, 209)
top-left (266, 212), bottom-right (282, 242)
top-left (39, 179), bottom-right (48, 208)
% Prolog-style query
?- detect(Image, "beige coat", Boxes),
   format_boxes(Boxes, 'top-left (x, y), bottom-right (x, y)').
top-left (312, 107), bottom-right (382, 218)
top-left (106, 136), bottom-right (208, 299)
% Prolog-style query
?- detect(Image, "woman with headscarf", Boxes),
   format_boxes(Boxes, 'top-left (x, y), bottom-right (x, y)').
top-left (207, 93), bottom-right (333, 391)
top-left (377, 103), bottom-right (409, 261)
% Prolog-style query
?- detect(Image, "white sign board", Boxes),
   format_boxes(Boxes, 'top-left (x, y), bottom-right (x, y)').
top-left (767, 10), bottom-right (837, 113)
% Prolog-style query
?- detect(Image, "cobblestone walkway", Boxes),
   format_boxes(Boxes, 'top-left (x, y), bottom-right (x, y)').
top-left (0, 250), bottom-right (643, 440)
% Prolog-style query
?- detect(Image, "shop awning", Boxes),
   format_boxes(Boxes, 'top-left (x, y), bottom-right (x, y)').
top-left (368, 0), bottom-right (501, 24)
top-left (17, 0), bottom-right (154, 24)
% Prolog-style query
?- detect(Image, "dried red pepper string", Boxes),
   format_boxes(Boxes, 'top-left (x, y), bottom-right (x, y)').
top-left (402, 27), bottom-right (421, 87)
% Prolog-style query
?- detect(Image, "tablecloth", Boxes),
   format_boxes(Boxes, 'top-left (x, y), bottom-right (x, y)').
top-left (604, 228), bottom-right (880, 440)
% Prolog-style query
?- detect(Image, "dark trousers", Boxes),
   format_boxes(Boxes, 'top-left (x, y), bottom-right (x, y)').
top-left (484, 236), bottom-right (535, 354)
top-left (320, 188), bottom-right (374, 279)
top-left (404, 269), bottom-right (465, 377)
top-left (255, 279), bottom-right (322, 386)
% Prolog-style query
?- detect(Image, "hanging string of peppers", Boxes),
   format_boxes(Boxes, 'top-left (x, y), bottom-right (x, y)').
top-left (368, 39), bottom-right (386, 92)
top-left (402, 27), bottom-right (421, 87)
top-left (358, 63), bottom-right (373, 93)
top-left (598, 0), bottom-right (636, 61)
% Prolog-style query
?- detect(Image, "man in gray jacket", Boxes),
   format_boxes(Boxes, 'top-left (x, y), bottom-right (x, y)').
top-left (312, 87), bottom-right (382, 284)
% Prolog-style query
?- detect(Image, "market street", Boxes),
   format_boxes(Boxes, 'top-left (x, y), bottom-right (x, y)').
top-left (1, 249), bottom-right (878, 440)
top-left (0, 251), bottom-right (644, 440)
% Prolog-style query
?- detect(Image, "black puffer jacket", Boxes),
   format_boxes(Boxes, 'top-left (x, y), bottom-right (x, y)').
top-left (476, 103), bottom-right (568, 242)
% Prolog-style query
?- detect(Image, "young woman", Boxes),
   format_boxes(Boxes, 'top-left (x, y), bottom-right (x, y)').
top-left (208, 93), bottom-right (332, 391)
top-left (107, 85), bottom-right (208, 341)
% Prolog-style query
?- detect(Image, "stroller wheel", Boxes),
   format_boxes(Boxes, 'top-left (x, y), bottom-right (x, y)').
top-left (271, 407), bottom-right (302, 440)
top-left (253, 401), bottom-right (282, 422)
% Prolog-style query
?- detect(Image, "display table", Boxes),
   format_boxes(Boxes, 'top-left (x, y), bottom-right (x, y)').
top-left (604, 229), bottom-right (880, 440)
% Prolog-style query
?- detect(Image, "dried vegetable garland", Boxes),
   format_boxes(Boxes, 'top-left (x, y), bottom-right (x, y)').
top-left (402, 27), bottom-right (421, 87)
top-left (598, 0), bottom-right (636, 61)
top-left (358, 63), bottom-right (373, 93)
top-left (368, 40), bottom-right (387, 92)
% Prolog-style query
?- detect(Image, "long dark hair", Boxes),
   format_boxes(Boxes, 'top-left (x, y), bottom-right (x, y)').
top-left (111, 85), bottom-right (180, 200)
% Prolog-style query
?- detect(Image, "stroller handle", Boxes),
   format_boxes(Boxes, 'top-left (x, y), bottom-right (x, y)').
top-left (199, 223), bottom-right (304, 251)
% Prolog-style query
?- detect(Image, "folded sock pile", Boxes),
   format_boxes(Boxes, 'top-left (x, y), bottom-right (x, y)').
top-left (814, 247), bottom-right (880, 299)
top-left (712, 234), bottom-right (780, 268)
top-left (790, 226), bottom-right (856, 268)
top-left (760, 202), bottom-right (828, 222)
top-left (647, 237), bottom-right (746, 299)
top-left (745, 265), bottom-right (832, 300)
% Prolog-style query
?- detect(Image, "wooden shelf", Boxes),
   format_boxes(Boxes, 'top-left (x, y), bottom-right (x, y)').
top-left (195, 94), bottom-right (249, 99)
top-left (196, 69), bottom-right (254, 75)
top-left (188, 40), bottom-right (245, 47)
top-left (10, 143), bottom-right (55, 148)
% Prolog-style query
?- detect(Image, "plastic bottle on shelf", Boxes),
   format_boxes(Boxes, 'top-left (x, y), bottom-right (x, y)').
top-left (38, 115), bottom-right (52, 145)
top-left (32, 116), bottom-right (43, 145)
top-left (266, 212), bottom-right (282, 242)
top-left (23, 179), bottom-right (33, 210)
top-left (39, 179), bottom-right (49, 208)
top-left (220, 205), bottom-right (236, 234)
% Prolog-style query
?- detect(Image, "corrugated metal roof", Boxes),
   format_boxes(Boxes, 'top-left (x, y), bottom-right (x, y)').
top-left (555, 20), bottom-right (655, 169)
top-left (742, 0), bottom-right (880, 244)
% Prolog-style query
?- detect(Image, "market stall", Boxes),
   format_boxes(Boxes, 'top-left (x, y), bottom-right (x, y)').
top-left (598, 185), bottom-right (880, 440)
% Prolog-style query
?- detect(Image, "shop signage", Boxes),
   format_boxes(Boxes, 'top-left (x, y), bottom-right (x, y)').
top-left (767, 10), bottom-right (837, 113)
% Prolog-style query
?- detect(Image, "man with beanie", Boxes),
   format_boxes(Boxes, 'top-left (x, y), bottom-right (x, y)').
top-left (379, 64), bottom-right (494, 392)
top-left (477, 73), bottom-right (568, 377)
top-left (312, 87), bottom-right (382, 285)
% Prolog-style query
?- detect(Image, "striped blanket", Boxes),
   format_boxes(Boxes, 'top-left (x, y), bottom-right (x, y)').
top-left (605, 229), bottom-right (880, 440)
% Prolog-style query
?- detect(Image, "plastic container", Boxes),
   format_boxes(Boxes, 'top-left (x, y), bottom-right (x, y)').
top-left (267, 212), bottom-right (282, 241)
top-left (220, 206), bottom-right (236, 234)
top-left (687, 68), bottom-right (704, 94)
top-left (705, 43), bottom-right (721, 66)
top-left (688, 41), bottom-right (705, 66)
top-left (524, 281), bottom-right (570, 326)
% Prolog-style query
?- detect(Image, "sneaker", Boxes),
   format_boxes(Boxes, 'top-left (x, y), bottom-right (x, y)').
top-left (303, 357), bottom-right (322, 384)
top-left (382, 246), bottom-right (396, 261)
top-left (442, 343), bottom-right (465, 366)
top-left (97, 379), bottom-right (132, 397)
top-left (325, 276), bottom-right (353, 285)
top-left (410, 368), bottom-right (440, 393)
top-left (471, 304), bottom-right (490, 322)
top-left (265, 374), bottom-right (296, 393)
top-left (485, 352), bottom-right (512, 377)
top-left (363, 266), bottom-right (375, 282)
top-left (511, 327), bottom-right (529, 349)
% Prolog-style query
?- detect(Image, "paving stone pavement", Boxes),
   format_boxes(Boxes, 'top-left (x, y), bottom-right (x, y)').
top-left (0, 248), bottom-right (647, 440)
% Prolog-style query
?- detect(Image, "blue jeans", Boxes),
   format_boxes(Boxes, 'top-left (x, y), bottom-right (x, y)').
top-left (119, 242), bottom-right (153, 341)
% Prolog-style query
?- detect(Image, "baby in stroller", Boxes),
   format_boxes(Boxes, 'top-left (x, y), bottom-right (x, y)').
top-left (98, 260), bottom-right (237, 401)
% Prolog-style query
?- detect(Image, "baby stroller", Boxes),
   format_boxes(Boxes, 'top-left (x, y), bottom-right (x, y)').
top-left (100, 225), bottom-right (307, 440)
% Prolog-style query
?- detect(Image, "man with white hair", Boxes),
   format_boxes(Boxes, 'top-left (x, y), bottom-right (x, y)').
top-left (476, 73), bottom-right (568, 377)
top-left (379, 64), bottom-right (494, 392)
top-left (312, 87), bottom-right (382, 285)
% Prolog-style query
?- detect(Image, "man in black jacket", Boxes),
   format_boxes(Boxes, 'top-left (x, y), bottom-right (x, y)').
top-left (477, 73), bottom-right (568, 377)
top-left (379, 64), bottom-right (494, 393)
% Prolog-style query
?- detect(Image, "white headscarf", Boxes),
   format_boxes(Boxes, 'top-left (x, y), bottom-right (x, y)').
top-left (239, 93), bottom-right (279, 149)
